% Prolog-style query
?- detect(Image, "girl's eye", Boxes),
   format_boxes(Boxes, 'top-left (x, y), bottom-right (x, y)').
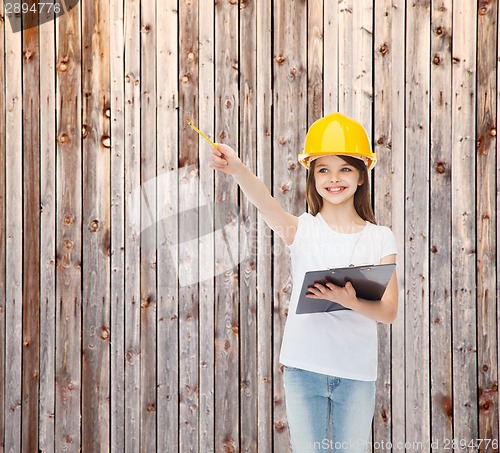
top-left (341, 167), bottom-right (352, 172)
top-left (318, 168), bottom-right (328, 173)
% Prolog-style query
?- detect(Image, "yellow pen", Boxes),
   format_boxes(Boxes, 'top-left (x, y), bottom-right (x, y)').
top-left (186, 119), bottom-right (218, 150)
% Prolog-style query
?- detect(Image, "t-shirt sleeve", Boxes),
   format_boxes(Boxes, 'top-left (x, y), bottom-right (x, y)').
top-left (380, 226), bottom-right (398, 259)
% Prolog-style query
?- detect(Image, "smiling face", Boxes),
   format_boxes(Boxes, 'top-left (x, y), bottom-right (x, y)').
top-left (313, 155), bottom-right (364, 206)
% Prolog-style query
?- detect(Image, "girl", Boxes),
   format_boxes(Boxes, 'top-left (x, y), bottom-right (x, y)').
top-left (210, 112), bottom-right (398, 452)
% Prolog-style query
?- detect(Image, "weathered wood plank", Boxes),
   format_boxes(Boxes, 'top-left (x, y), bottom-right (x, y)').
top-left (476, 0), bottom-right (499, 444)
top-left (4, 6), bottom-right (23, 453)
top-left (156, 1), bottom-right (179, 452)
top-left (373, 0), bottom-right (400, 447)
top-left (385, 0), bottom-right (406, 449)
top-left (198, 1), bottom-right (215, 450)
top-left (404, 1), bottom-right (431, 450)
top-left (351, 0), bottom-right (373, 124)
top-left (82, 0), bottom-right (111, 450)
top-left (39, 5), bottom-right (57, 452)
top-left (338, 0), bottom-right (354, 115)
top-left (240, 0), bottom-right (258, 451)
top-left (123, 0), bottom-right (141, 449)
top-left (21, 4), bottom-right (41, 451)
top-left (110, 0), bottom-right (125, 449)
top-left (308, 0), bottom-right (323, 123)
top-left (429, 0), bottom-right (454, 447)
top-left (55, 4), bottom-right (82, 450)
top-left (273, 1), bottom-right (307, 451)
top-left (256, 1), bottom-right (273, 451)
top-left (452, 1), bottom-right (479, 447)
top-left (323, 0), bottom-right (338, 113)
top-left (140, 0), bottom-right (157, 450)
top-left (497, 24), bottom-right (500, 450)
top-left (214, 1), bottom-right (240, 451)
top-left (179, 0), bottom-right (199, 450)
top-left (0, 0), bottom-right (6, 448)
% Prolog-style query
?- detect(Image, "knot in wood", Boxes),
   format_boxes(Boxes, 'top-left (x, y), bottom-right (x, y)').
top-left (90, 220), bottom-right (99, 232)
top-left (65, 240), bottom-right (73, 250)
top-left (436, 162), bottom-right (446, 174)
top-left (147, 403), bottom-right (156, 412)
top-left (232, 60), bottom-right (239, 71)
top-left (232, 325), bottom-right (239, 335)
top-left (275, 55), bottom-right (285, 64)
top-left (290, 67), bottom-right (297, 77)
top-left (58, 133), bottom-right (69, 144)
top-left (483, 364), bottom-right (489, 372)
top-left (101, 136), bottom-right (111, 148)
top-left (181, 74), bottom-right (190, 84)
top-left (489, 128), bottom-right (496, 137)
top-left (141, 25), bottom-right (151, 34)
top-left (105, 108), bottom-right (111, 118)
top-left (479, 6), bottom-right (488, 15)
top-left (379, 43), bottom-right (389, 55)
top-left (377, 136), bottom-right (385, 145)
top-left (274, 421), bottom-right (286, 433)
top-left (64, 215), bottom-right (73, 225)
top-left (187, 51), bottom-right (195, 61)
top-left (433, 54), bottom-right (441, 65)
top-left (23, 337), bottom-right (30, 347)
top-left (57, 60), bottom-right (69, 72)
top-left (278, 137), bottom-right (286, 146)
top-left (100, 327), bottom-right (110, 340)
top-left (436, 26), bottom-right (443, 36)
top-left (82, 125), bottom-right (89, 139)
top-left (225, 100), bottom-right (232, 108)
top-left (24, 50), bottom-right (33, 60)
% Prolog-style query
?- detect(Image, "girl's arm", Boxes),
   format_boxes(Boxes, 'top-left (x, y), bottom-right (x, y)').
top-left (211, 143), bottom-right (298, 245)
top-left (306, 254), bottom-right (399, 324)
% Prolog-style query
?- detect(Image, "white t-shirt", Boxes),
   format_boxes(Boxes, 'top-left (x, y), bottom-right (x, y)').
top-left (279, 212), bottom-right (398, 381)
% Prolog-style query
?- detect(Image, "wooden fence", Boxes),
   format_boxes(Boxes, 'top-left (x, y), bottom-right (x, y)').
top-left (0, 0), bottom-right (499, 451)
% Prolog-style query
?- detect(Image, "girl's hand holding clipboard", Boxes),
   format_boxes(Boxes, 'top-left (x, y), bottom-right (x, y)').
top-left (306, 280), bottom-right (358, 310)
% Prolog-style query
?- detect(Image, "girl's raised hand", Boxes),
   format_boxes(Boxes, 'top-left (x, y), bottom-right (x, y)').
top-left (210, 143), bottom-right (243, 175)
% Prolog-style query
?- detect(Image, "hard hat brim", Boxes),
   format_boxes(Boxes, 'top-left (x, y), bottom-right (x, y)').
top-left (298, 153), bottom-right (377, 171)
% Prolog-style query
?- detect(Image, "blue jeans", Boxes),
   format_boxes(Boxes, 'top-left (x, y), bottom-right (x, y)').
top-left (283, 366), bottom-right (375, 452)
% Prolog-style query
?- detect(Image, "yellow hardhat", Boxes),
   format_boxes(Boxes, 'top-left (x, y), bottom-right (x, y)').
top-left (298, 112), bottom-right (377, 170)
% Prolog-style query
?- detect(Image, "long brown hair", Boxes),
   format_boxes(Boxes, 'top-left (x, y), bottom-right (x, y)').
top-left (305, 156), bottom-right (377, 224)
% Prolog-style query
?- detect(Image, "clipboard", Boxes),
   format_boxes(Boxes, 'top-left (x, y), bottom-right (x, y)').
top-left (295, 263), bottom-right (396, 314)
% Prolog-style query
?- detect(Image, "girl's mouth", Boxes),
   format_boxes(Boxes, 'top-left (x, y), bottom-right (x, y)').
top-left (326, 186), bottom-right (346, 193)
